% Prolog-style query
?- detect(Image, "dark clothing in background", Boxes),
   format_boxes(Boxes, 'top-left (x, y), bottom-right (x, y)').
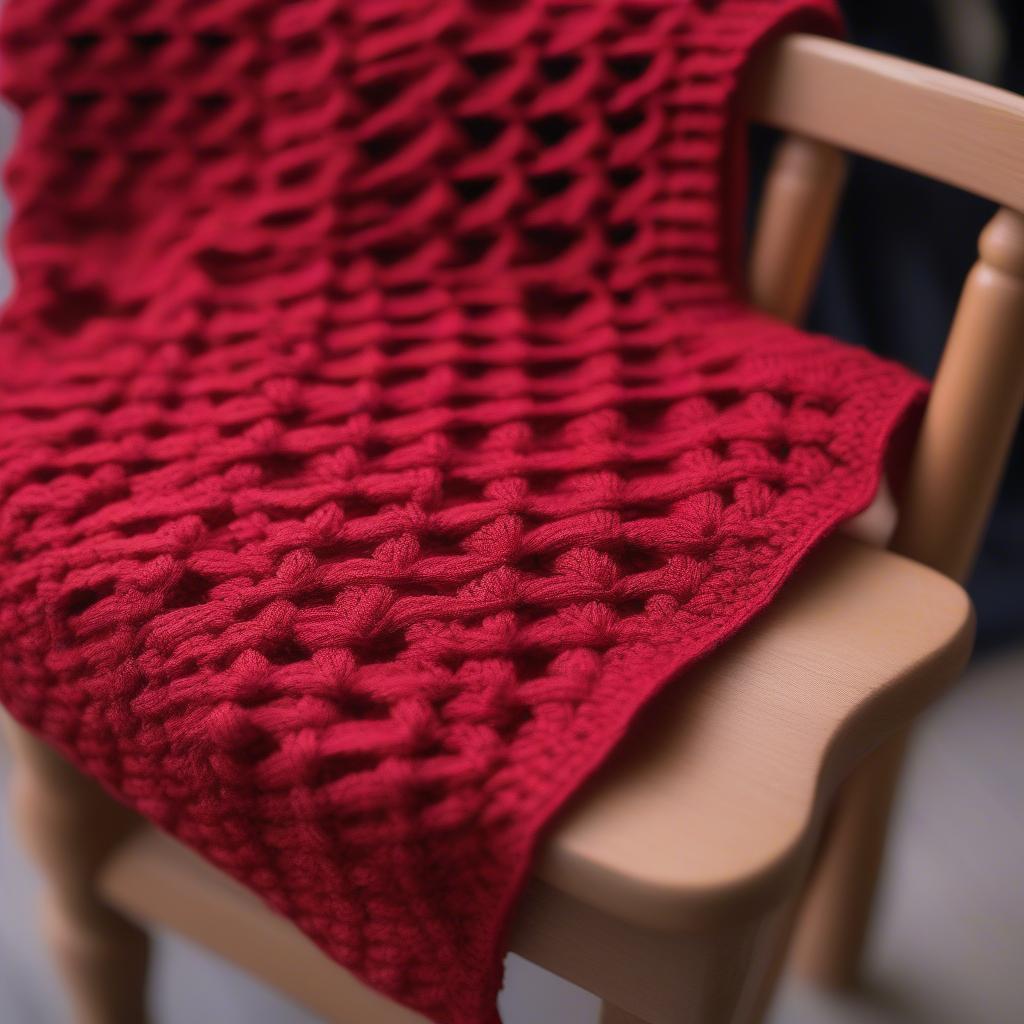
top-left (808, 1), bottom-right (1023, 645)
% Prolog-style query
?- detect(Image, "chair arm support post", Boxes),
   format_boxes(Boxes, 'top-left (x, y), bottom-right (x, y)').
top-left (748, 134), bottom-right (847, 325)
top-left (892, 206), bottom-right (1024, 581)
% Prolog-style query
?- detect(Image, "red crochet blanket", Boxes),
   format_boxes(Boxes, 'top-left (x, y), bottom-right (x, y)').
top-left (0, 2), bottom-right (924, 1021)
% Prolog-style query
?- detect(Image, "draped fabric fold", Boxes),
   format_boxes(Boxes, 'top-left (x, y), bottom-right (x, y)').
top-left (0, 2), bottom-right (923, 1021)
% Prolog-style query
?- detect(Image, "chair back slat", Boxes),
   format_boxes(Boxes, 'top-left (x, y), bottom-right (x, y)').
top-left (746, 36), bottom-right (1024, 581)
top-left (743, 34), bottom-right (1024, 211)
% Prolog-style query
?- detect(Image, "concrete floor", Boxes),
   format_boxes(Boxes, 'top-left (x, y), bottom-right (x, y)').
top-left (1, 645), bottom-right (1022, 1024)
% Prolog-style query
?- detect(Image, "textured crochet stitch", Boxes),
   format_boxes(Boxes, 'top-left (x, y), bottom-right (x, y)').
top-left (0, 2), bottom-right (926, 1022)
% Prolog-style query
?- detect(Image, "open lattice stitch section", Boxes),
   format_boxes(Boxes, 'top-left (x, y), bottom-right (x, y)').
top-left (0, 3), bottom-right (924, 1023)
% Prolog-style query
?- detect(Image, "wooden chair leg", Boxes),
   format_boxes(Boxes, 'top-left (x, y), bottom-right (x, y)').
top-left (3, 715), bottom-right (152, 1024)
top-left (789, 730), bottom-right (908, 987)
top-left (582, 889), bottom-right (803, 1024)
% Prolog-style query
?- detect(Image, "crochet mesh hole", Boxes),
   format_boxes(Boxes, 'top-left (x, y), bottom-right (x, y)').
top-left (358, 75), bottom-right (408, 110)
top-left (63, 581), bottom-right (115, 617)
top-left (381, 367), bottom-right (427, 387)
top-left (201, 505), bottom-right (235, 531)
top-left (455, 363), bottom-right (488, 382)
top-left (453, 233), bottom-right (499, 268)
top-left (448, 423), bottom-right (489, 449)
top-left (131, 32), bottom-right (171, 55)
top-left (515, 552), bottom-right (550, 576)
top-left (294, 587), bottom-right (335, 610)
top-left (614, 543), bottom-right (663, 574)
top-left (510, 648), bottom-right (550, 683)
top-left (615, 596), bottom-right (649, 618)
top-left (234, 731), bottom-right (278, 765)
top-left (65, 92), bottom-right (101, 118)
top-left (362, 130), bottom-right (411, 164)
top-left (616, 458), bottom-right (670, 481)
top-left (523, 286), bottom-right (586, 319)
top-left (620, 345), bottom-right (659, 366)
top-left (196, 247), bottom-right (270, 283)
top-left (523, 357), bottom-right (578, 378)
top-left (311, 540), bottom-right (357, 563)
top-left (460, 115), bottom-right (504, 147)
top-left (28, 466), bottom-right (61, 485)
top-left (259, 453), bottom-right (306, 481)
top-left (453, 177), bottom-right (496, 203)
top-left (127, 92), bottom-right (165, 120)
top-left (540, 55), bottom-right (579, 82)
top-left (469, 0), bottom-right (523, 13)
top-left (69, 427), bottom-right (97, 446)
top-left (529, 171), bottom-right (573, 199)
top-left (700, 356), bottom-right (736, 376)
top-left (523, 469), bottom-right (566, 493)
top-left (620, 4), bottom-right (661, 26)
top-left (610, 165), bottom-right (642, 189)
top-left (42, 285), bottom-right (109, 335)
top-left (280, 32), bottom-right (327, 61)
top-left (622, 399), bottom-right (670, 430)
top-left (706, 389), bottom-right (741, 412)
top-left (183, 335), bottom-right (210, 356)
top-left (421, 531), bottom-right (470, 558)
top-left (530, 115), bottom-right (574, 146)
top-left (448, 393), bottom-right (486, 411)
top-left (607, 54), bottom-right (651, 82)
top-left (463, 52), bottom-right (509, 79)
top-left (442, 477), bottom-right (486, 504)
top-left (712, 485), bottom-right (736, 508)
top-left (266, 637), bottom-right (310, 666)
top-left (607, 223), bottom-right (638, 247)
top-left (261, 208), bottom-right (318, 231)
top-left (319, 751), bottom-right (382, 783)
top-left (67, 33), bottom-right (100, 55)
top-left (339, 691), bottom-right (393, 722)
top-left (196, 32), bottom-right (231, 53)
top-left (164, 570), bottom-right (212, 611)
top-left (120, 516), bottom-right (166, 538)
top-left (607, 109), bottom-right (643, 135)
top-left (277, 160), bottom-right (319, 189)
top-left (78, 485), bottom-right (130, 519)
top-left (341, 495), bottom-right (385, 520)
top-left (358, 631), bottom-right (407, 665)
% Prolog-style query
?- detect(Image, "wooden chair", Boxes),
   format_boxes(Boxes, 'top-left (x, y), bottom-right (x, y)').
top-left (3, 32), bottom-right (1024, 1024)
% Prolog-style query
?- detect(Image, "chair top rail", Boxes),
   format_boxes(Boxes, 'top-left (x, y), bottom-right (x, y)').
top-left (742, 34), bottom-right (1024, 211)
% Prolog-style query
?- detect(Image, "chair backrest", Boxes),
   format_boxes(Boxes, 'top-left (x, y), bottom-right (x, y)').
top-left (742, 33), bottom-right (1024, 583)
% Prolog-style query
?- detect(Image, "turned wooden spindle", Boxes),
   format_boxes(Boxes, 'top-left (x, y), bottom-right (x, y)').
top-left (748, 133), bottom-right (847, 325)
top-left (3, 716), bottom-right (152, 1024)
top-left (792, 207), bottom-right (1024, 987)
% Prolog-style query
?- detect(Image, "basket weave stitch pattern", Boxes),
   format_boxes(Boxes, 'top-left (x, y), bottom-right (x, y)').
top-left (0, 2), bottom-right (925, 1022)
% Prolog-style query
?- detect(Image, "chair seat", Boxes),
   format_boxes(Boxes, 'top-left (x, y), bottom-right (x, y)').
top-left (98, 535), bottom-right (972, 1022)
top-left (536, 534), bottom-right (973, 931)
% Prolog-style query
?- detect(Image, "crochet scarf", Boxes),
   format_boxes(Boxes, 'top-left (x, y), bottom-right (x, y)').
top-left (0, 2), bottom-right (925, 1022)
